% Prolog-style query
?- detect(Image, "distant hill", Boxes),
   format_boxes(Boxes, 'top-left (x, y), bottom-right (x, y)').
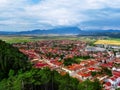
top-left (0, 27), bottom-right (81, 35)
top-left (17, 27), bottom-right (81, 35)
top-left (0, 31), bottom-right (16, 35)
top-left (78, 30), bottom-right (120, 38)
top-left (1, 27), bottom-right (120, 38)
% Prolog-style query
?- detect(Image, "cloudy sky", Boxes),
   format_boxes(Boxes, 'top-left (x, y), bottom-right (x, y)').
top-left (0, 0), bottom-right (120, 31)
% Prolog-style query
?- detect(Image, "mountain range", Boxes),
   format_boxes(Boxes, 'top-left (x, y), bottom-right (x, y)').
top-left (17, 27), bottom-right (81, 35)
top-left (0, 27), bottom-right (120, 38)
top-left (0, 27), bottom-right (81, 35)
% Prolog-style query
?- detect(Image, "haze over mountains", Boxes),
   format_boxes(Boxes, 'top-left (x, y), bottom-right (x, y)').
top-left (17, 27), bottom-right (81, 35)
top-left (0, 27), bottom-right (81, 35)
top-left (0, 26), bottom-right (120, 38)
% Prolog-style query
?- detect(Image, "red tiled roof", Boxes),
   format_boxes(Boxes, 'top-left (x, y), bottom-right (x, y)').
top-left (105, 82), bottom-right (111, 86)
top-left (67, 64), bottom-right (82, 71)
top-left (110, 77), bottom-right (116, 81)
top-left (50, 60), bottom-right (62, 66)
top-left (101, 63), bottom-right (113, 68)
top-left (78, 72), bottom-right (91, 77)
top-left (35, 62), bottom-right (48, 68)
top-left (112, 71), bottom-right (120, 77)
top-left (118, 82), bottom-right (120, 86)
top-left (88, 67), bottom-right (95, 71)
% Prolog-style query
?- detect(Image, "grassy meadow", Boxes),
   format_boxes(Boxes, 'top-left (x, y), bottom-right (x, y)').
top-left (1, 35), bottom-right (120, 47)
top-left (0, 35), bottom-right (96, 44)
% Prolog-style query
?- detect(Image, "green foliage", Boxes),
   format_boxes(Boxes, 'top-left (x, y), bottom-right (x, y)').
top-left (63, 56), bottom-right (92, 66)
top-left (116, 88), bottom-right (120, 90)
top-left (8, 69), bottom-right (14, 77)
top-left (0, 79), bottom-right (8, 90)
top-left (75, 56), bottom-right (93, 60)
top-left (102, 67), bottom-right (112, 76)
top-left (91, 71), bottom-right (97, 77)
top-left (77, 79), bottom-right (102, 90)
top-left (0, 40), bottom-right (30, 80)
top-left (63, 58), bottom-right (79, 66)
top-left (0, 68), bottom-right (102, 90)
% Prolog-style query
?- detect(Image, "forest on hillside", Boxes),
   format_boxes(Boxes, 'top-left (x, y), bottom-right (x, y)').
top-left (0, 40), bottom-right (30, 80)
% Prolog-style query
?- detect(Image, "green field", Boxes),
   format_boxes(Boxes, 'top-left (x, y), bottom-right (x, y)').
top-left (0, 36), bottom-right (35, 43)
top-left (1, 35), bottom-right (119, 45)
top-left (107, 38), bottom-right (120, 41)
top-left (0, 35), bottom-right (97, 44)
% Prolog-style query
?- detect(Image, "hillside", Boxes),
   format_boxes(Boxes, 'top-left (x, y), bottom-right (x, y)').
top-left (0, 40), bottom-right (29, 80)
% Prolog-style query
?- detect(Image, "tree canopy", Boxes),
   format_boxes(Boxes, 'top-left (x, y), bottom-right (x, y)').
top-left (0, 68), bottom-right (102, 90)
top-left (0, 40), bottom-right (30, 80)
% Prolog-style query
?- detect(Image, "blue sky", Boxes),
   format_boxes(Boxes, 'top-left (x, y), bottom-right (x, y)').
top-left (0, 0), bottom-right (120, 31)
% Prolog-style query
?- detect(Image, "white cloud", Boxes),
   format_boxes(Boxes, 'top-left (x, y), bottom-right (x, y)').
top-left (0, 0), bottom-right (120, 31)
